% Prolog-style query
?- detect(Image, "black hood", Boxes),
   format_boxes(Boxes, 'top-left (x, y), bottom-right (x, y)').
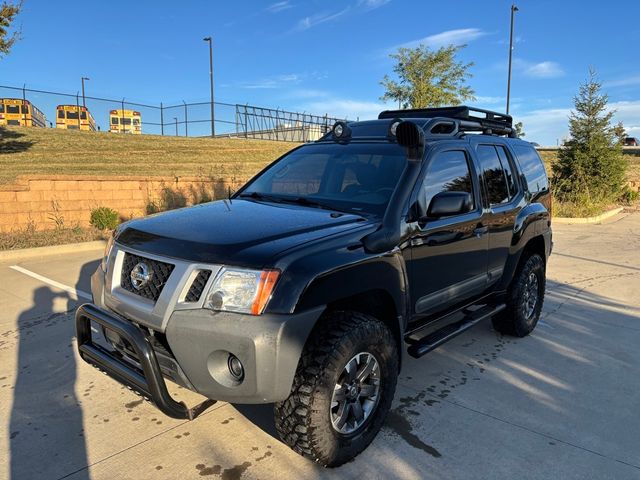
top-left (116, 199), bottom-right (374, 267)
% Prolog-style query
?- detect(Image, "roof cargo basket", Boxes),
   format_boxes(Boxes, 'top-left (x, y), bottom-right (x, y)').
top-left (378, 106), bottom-right (515, 137)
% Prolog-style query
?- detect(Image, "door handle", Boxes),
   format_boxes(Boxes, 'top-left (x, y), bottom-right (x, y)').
top-left (473, 225), bottom-right (489, 237)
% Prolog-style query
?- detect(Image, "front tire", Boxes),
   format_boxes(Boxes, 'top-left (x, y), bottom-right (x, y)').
top-left (274, 311), bottom-right (398, 467)
top-left (492, 253), bottom-right (546, 337)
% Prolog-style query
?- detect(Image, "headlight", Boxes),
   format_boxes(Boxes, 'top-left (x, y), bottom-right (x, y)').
top-left (101, 234), bottom-right (115, 271)
top-left (205, 267), bottom-right (280, 315)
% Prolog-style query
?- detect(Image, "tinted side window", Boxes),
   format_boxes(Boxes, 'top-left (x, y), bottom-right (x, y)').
top-left (477, 145), bottom-right (509, 205)
top-left (512, 145), bottom-right (549, 195)
top-left (495, 145), bottom-right (518, 197)
top-left (422, 150), bottom-right (474, 212)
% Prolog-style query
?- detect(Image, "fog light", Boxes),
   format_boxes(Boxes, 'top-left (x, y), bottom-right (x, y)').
top-left (228, 354), bottom-right (244, 381)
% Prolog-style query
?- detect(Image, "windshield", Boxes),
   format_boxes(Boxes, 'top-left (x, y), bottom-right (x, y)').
top-left (240, 142), bottom-right (406, 216)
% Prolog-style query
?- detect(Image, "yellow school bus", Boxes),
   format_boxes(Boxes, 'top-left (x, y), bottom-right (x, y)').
top-left (0, 98), bottom-right (46, 127)
top-left (56, 105), bottom-right (97, 131)
top-left (109, 109), bottom-right (142, 134)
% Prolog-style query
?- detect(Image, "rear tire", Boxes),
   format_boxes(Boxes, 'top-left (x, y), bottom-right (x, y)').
top-left (274, 310), bottom-right (398, 467)
top-left (492, 253), bottom-right (546, 337)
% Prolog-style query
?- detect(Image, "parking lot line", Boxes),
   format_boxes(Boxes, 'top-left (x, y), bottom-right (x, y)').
top-left (9, 265), bottom-right (92, 301)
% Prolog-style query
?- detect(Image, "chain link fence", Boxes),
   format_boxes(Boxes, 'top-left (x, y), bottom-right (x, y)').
top-left (0, 84), bottom-right (344, 142)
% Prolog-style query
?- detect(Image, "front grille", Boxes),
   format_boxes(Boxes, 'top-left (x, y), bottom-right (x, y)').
top-left (120, 252), bottom-right (174, 301)
top-left (185, 270), bottom-right (211, 302)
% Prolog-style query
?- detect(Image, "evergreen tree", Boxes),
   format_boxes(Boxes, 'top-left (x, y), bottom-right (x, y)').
top-left (553, 69), bottom-right (627, 203)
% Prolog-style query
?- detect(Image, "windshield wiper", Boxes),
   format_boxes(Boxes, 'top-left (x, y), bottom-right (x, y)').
top-left (239, 191), bottom-right (281, 202)
top-left (240, 192), bottom-right (351, 214)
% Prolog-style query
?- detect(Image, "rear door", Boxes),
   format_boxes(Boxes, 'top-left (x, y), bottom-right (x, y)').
top-left (472, 142), bottom-right (523, 283)
top-left (407, 145), bottom-right (489, 320)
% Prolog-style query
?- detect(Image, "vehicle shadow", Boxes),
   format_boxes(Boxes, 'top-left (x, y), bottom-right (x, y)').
top-left (0, 126), bottom-right (34, 154)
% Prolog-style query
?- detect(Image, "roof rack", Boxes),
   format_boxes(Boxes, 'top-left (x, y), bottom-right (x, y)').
top-left (378, 106), bottom-right (515, 137)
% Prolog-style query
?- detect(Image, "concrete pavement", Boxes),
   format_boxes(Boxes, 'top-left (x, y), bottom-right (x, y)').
top-left (0, 213), bottom-right (639, 479)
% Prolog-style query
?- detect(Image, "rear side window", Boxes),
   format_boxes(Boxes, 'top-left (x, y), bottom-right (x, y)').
top-left (512, 145), bottom-right (549, 195)
top-left (477, 145), bottom-right (510, 205)
top-left (58, 110), bottom-right (65, 119)
top-left (495, 145), bottom-right (518, 197)
top-left (422, 150), bottom-right (474, 212)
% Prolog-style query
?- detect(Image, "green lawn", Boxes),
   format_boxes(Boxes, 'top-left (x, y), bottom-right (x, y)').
top-left (0, 126), bottom-right (297, 185)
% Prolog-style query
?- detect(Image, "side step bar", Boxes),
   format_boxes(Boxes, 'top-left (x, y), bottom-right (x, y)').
top-left (407, 304), bottom-right (506, 358)
top-left (76, 303), bottom-right (216, 420)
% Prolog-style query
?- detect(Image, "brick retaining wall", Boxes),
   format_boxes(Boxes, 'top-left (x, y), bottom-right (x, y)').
top-left (0, 175), bottom-right (638, 234)
top-left (0, 175), bottom-right (244, 233)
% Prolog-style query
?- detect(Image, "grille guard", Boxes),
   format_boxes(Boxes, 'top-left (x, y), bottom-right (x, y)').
top-left (75, 303), bottom-right (215, 420)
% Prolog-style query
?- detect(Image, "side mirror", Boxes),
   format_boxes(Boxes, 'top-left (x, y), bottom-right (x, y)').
top-left (424, 191), bottom-right (472, 220)
top-left (396, 121), bottom-right (425, 161)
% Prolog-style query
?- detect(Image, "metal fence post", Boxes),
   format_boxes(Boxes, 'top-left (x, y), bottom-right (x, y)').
top-left (22, 83), bottom-right (26, 126)
top-left (160, 102), bottom-right (164, 136)
top-left (76, 93), bottom-right (81, 129)
top-left (183, 100), bottom-right (188, 137)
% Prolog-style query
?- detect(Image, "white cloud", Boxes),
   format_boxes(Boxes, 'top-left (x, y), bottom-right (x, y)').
top-left (475, 95), bottom-right (506, 105)
top-left (523, 61), bottom-right (564, 79)
top-left (294, 7), bottom-right (350, 31)
top-left (604, 74), bottom-right (640, 88)
top-left (357, 0), bottom-right (392, 10)
top-left (395, 28), bottom-right (486, 50)
top-left (235, 74), bottom-right (301, 89)
top-left (511, 99), bottom-right (640, 145)
top-left (512, 107), bottom-right (571, 146)
top-left (297, 97), bottom-right (389, 120)
top-left (266, 1), bottom-right (293, 13)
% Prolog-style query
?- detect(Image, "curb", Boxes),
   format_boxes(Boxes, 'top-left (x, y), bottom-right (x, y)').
top-left (0, 240), bottom-right (107, 263)
top-left (553, 207), bottom-right (625, 224)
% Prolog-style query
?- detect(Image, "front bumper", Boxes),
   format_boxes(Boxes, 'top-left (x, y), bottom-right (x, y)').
top-left (78, 282), bottom-right (324, 407)
top-left (75, 303), bottom-right (214, 419)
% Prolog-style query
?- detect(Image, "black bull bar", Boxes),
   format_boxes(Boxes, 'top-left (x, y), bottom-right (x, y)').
top-left (75, 303), bottom-right (215, 420)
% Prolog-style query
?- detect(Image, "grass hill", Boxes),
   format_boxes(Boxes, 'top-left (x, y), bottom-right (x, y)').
top-left (0, 126), bottom-right (297, 185)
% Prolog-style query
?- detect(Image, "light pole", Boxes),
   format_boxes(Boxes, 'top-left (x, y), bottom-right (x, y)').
top-left (81, 77), bottom-right (90, 108)
top-left (506, 3), bottom-right (518, 115)
top-left (203, 36), bottom-right (215, 137)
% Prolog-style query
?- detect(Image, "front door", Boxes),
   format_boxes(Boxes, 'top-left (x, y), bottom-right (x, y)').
top-left (408, 147), bottom-right (489, 320)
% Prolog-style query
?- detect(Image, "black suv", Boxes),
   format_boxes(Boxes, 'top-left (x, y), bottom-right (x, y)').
top-left (76, 106), bottom-right (552, 467)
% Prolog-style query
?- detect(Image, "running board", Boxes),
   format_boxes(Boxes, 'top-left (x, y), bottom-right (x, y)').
top-left (407, 304), bottom-right (506, 358)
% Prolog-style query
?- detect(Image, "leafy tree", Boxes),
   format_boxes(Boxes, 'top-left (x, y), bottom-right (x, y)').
top-left (380, 44), bottom-right (475, 108)
top-left (553, 69), bottom-right (627, 204)
top-left (514, 121), bottom-right (525, 138)
top-left (0, 1), bottom-right (21, 57)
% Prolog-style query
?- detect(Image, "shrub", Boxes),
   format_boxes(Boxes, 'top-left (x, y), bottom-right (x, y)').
top-left (90, 207), bottom-right (119, 230)
top-left (619, 186), bottom-right (640, 204)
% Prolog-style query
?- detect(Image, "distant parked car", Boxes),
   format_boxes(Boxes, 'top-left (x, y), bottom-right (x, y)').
top-left (623, 137), bottom-right (640, 146)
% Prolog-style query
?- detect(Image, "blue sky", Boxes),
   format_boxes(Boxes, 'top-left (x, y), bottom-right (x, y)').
top-left (3, 0), bottom-right (640, 144)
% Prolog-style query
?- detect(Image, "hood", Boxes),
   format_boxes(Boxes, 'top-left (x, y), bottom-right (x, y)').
top-left (116, 199), bottom-right (374, 267)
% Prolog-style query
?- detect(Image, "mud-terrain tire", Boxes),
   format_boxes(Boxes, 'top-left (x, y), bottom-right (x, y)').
top-left (274, 310), bottom-right (398, 467)
top-left (492, 253), bottom-right (546, 337)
